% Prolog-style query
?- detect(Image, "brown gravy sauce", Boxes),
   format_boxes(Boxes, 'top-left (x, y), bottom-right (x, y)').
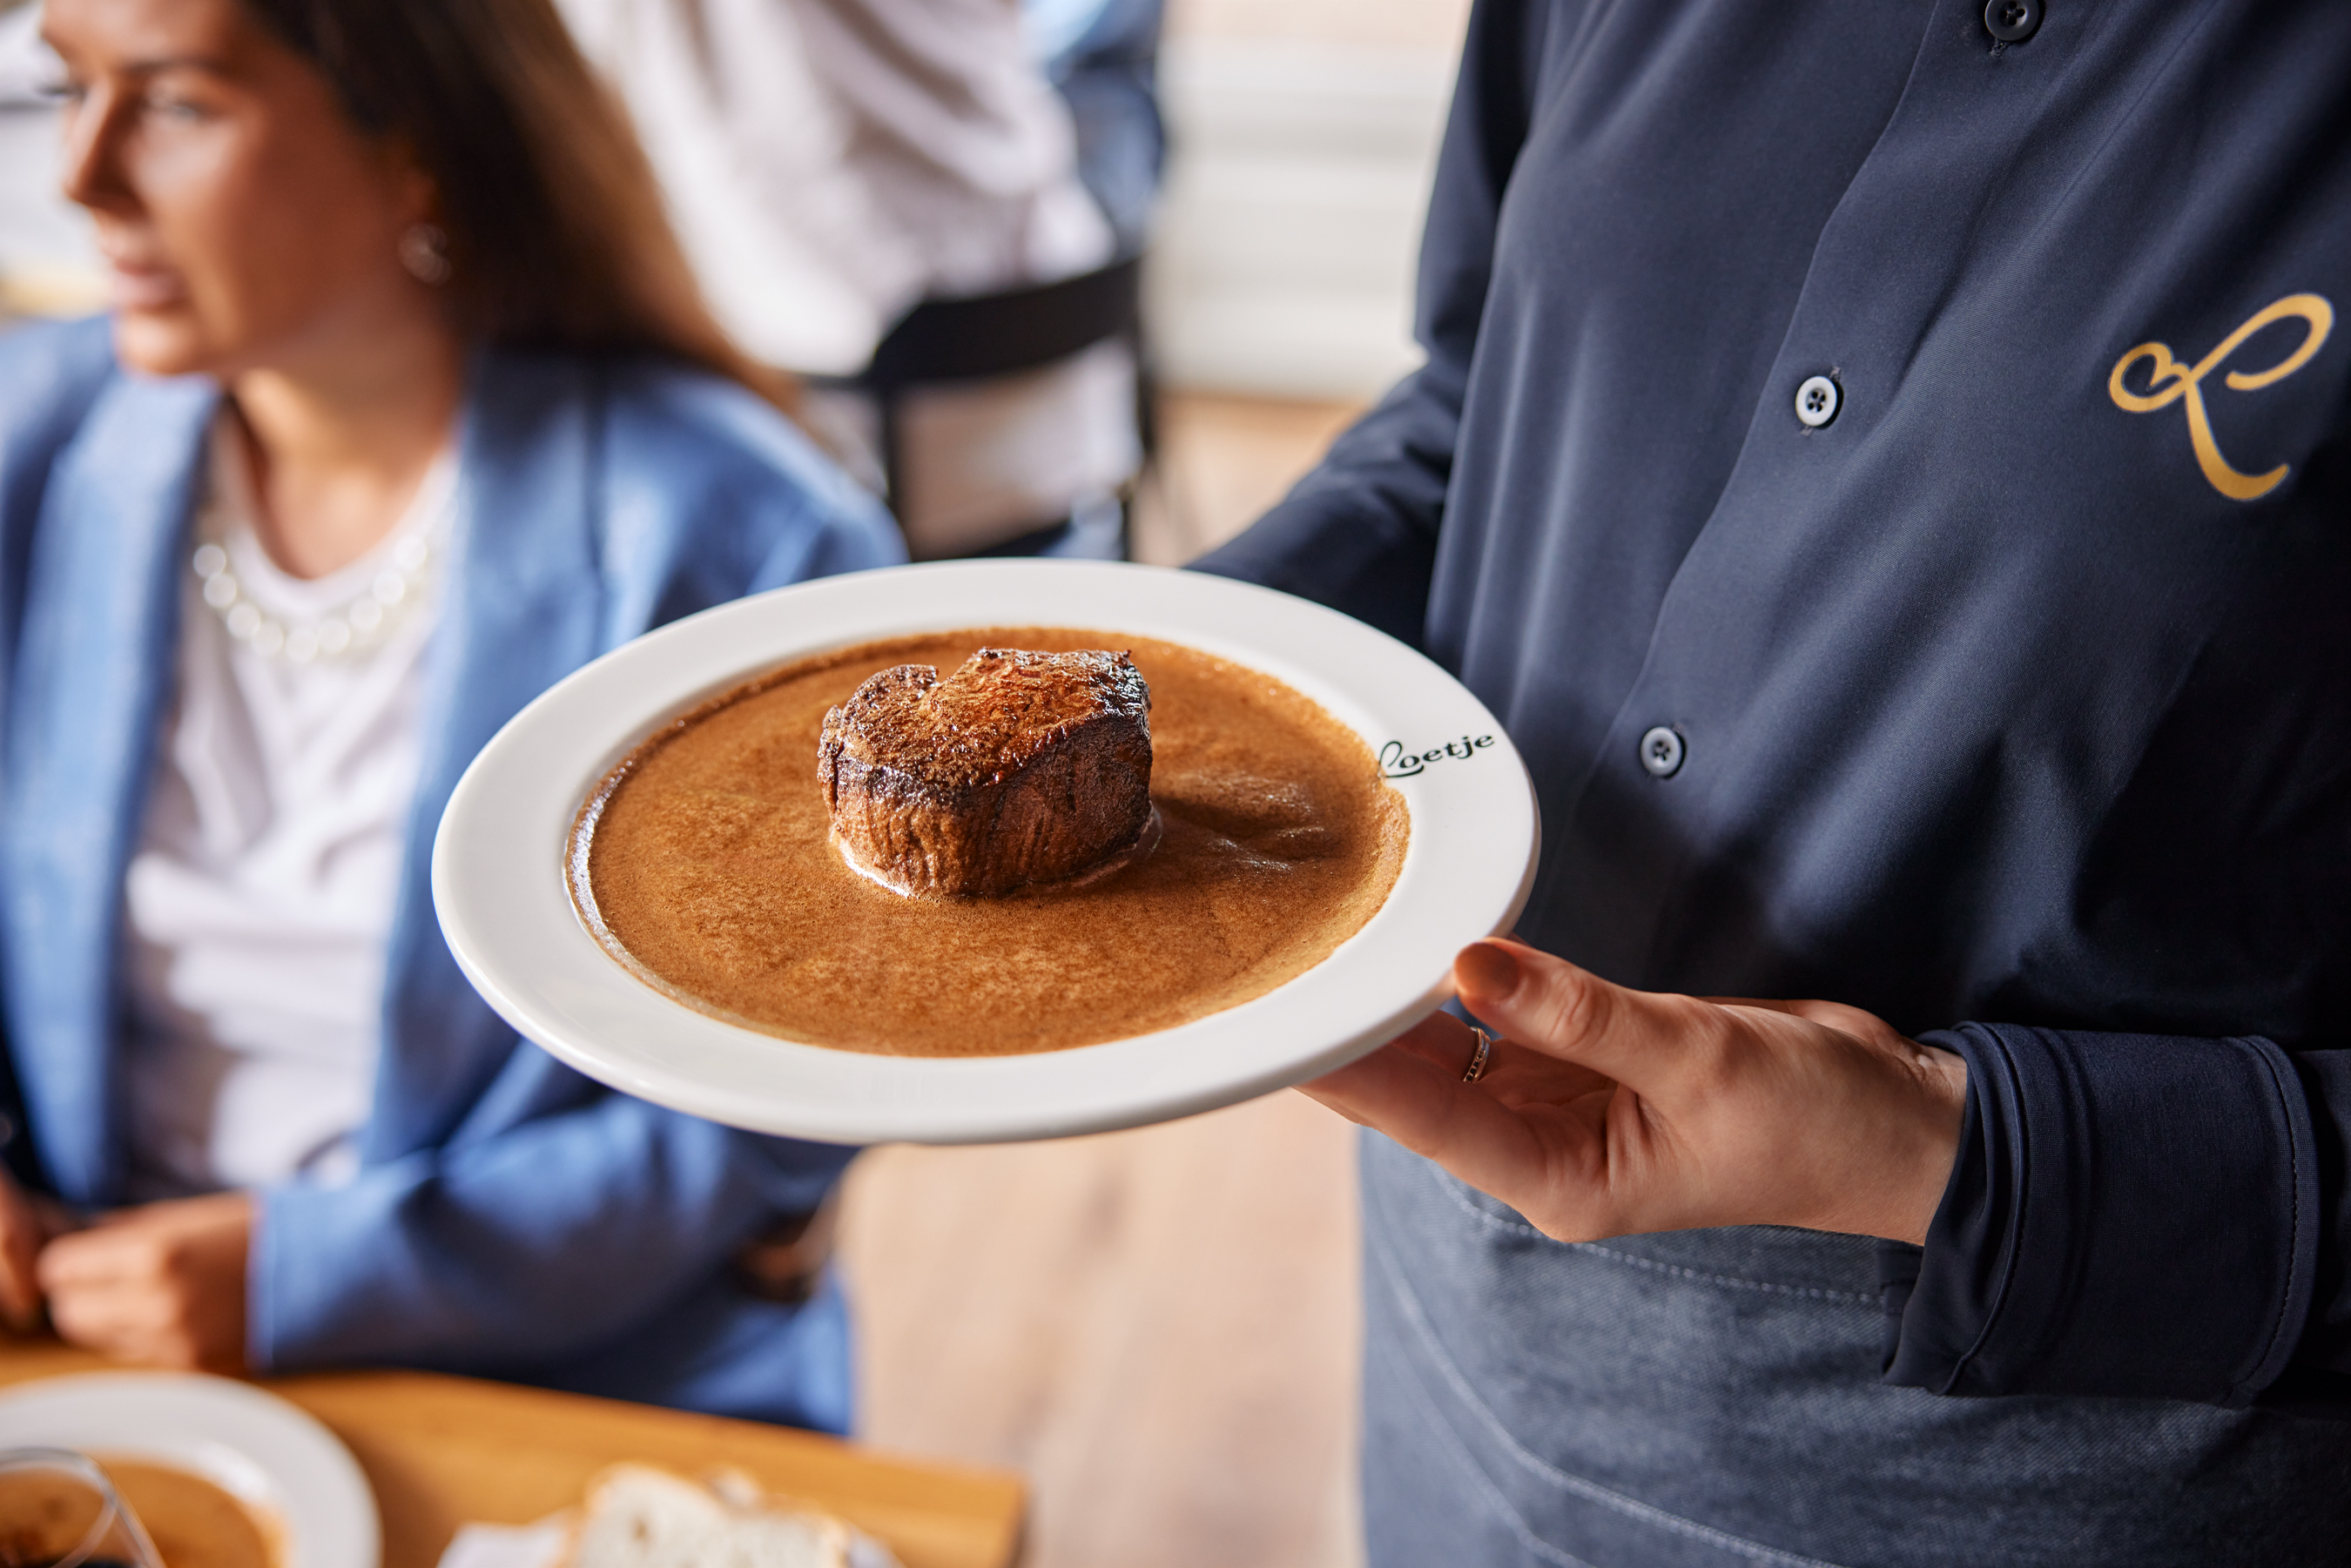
top-left (574, 628), bottom-right (1408, 1056)
top-left (94, 1457), bottom-right (280, 1568)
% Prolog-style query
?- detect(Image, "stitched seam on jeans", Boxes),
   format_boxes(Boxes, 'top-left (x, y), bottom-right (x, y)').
top-left (1428, 1167), bottom-right (1875, 1304)
top-left (1368, 1212), bottom-right (1860, 1568)
top-left (1376, 1292), bottom-right (1607, 1568)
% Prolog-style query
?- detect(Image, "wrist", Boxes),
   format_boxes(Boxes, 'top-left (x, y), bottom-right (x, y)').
top-left (1890, 1044), bottom-right (1968, 1245)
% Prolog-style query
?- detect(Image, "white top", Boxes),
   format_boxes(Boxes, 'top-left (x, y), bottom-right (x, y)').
top-left (120, 416), bottom-right (454, 1198)
top-left (555, 0), bottom-right (1115, 375)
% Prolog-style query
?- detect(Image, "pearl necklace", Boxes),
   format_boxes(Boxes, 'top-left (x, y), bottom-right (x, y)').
top-left (191, 437), bottom-right (453, 664)
top-left (191, 532), bottom-right (436, 663)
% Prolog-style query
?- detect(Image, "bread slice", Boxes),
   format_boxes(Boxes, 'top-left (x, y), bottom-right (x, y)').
top-left (565, 1464), bottom-right (897, 1568)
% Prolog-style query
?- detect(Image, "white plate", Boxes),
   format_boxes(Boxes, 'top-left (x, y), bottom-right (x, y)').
top-left (0, 1370), bottom-right (381, 1566)
top-left (433, 561), bottom-right (1538, 1145)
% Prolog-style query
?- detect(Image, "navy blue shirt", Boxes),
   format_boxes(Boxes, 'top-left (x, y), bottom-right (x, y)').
top-left (1201, 0), bottom-right (2351, 1414)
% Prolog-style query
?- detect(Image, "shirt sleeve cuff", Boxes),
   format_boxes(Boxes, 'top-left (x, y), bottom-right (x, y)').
top-left (1882, 1023), bottom-right (2320, 1407)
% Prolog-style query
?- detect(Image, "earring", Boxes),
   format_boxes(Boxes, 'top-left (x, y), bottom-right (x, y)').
top-left (397, 223), bottom-right (453, 286)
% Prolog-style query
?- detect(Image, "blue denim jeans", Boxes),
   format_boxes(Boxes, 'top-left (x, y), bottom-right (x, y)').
top-left (1359, 1131), bottom-right (2351, 1566)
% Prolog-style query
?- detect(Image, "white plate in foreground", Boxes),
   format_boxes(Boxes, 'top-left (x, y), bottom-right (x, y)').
top-left (0, 1370), bottom-right (381, 1567)
top-left (433, 561), bottom-right (1538, 1145)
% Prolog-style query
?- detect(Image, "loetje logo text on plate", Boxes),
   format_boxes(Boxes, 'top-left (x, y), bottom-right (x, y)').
top-left (1380, 735), bottom-right (1495, 778)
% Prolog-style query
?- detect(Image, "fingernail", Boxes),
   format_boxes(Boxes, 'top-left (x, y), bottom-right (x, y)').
top-left (1455, 941), bottom-right (1519, 999)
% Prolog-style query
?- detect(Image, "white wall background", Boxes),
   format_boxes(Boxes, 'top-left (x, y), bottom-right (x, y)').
top-left (1144, 37), bottom-right (1456, 401)
top-left (0, 1), bottom-right (103, 318)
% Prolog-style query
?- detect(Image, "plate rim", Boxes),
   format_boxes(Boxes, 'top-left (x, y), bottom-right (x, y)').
top-left (0, 1368), bottom-right (382, 1568)
top-left (433, 560), bottom-right (1539, 1145)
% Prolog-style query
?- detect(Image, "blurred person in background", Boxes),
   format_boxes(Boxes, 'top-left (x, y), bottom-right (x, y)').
top-left (0, 0), bottom-right (899, 1429)
top-left (556, 0), bottom-right (1154, 561)
top-left (1026, 0), bottom-right (1163, 258)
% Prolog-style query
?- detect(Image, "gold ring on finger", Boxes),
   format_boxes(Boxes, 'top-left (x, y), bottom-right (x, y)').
top-left (1460, 1026), bottom-right (1495, 1085)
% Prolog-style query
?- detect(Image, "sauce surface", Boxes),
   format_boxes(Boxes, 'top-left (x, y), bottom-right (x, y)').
top-left (576, 628), bottom-right (1407, 1056)
top-left (96, 1457), bottom-right (278, 1568)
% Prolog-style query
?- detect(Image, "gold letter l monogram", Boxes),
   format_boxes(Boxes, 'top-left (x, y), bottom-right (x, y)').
top-left (2108, 293), bottom-right (2334, 501)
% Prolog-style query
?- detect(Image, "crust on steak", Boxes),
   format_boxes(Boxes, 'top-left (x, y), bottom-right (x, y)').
top-left (818, 648), bottom-right (1155, 896)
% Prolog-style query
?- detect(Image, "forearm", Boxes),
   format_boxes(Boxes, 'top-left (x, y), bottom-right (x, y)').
top-left (2263, 1049), bottom-right (2351, 1413)
top-left (252, 1095), bottom-right (852, 1374)
top-left (1881, 1023), bottom-right (2336, 1414)
top-left (1191, 363), bottom-right (1458, 646)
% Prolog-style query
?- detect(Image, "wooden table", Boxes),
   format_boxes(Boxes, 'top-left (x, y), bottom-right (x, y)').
top-left (0, 1341), bottom-right (1024, 1568)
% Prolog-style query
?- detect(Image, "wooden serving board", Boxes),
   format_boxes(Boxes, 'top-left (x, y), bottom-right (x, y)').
top-left (0, 1340), bottom-right (1025, 1568)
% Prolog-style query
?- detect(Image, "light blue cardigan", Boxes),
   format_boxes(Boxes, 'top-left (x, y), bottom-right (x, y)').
top-left (0, 318), bottom-right (905, 1429)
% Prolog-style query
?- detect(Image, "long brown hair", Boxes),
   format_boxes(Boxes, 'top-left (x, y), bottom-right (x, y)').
top-left (240, 0), bottom-right (793, 411)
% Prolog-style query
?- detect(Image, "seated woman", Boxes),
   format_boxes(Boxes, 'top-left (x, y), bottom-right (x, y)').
top-left (0, 0), bottom-right (901, 1430)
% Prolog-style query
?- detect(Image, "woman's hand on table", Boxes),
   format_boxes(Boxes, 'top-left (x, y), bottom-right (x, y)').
top-left (38, 1193), bottom-right (253, 1373)
top-left (0, 1172), bottom-right (69, 1332)
top-left (1300, 939), bottom-right (1968, 1246)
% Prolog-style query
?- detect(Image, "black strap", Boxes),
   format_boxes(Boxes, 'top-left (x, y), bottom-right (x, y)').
top-left (861, 255), bottom-right (1143, 389)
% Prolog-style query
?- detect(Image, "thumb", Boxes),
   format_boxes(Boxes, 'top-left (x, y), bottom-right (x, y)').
top-left (1453, 939), bottom-right (1698, 1088)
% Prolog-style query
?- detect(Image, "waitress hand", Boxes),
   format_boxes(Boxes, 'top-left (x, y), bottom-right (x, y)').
top-left (38, 1193), bottom-right (253, 1374)
top-left (1300, 939), bottom-right (1967, 1246)
top-left (0, 1171), bottom-right (67, 1333)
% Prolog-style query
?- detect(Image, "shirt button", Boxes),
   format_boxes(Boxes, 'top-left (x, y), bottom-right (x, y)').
top-left (1639, 725), bottom-right (1685, 778)
top-left (1984, 0), bottom-right (2043, 43)
top-left (1795, 374), bottom-right (1841, 428)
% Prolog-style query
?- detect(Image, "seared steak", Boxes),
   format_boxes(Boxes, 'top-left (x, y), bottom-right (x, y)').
top-left (819, 648), bottom-right (1155, 896)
